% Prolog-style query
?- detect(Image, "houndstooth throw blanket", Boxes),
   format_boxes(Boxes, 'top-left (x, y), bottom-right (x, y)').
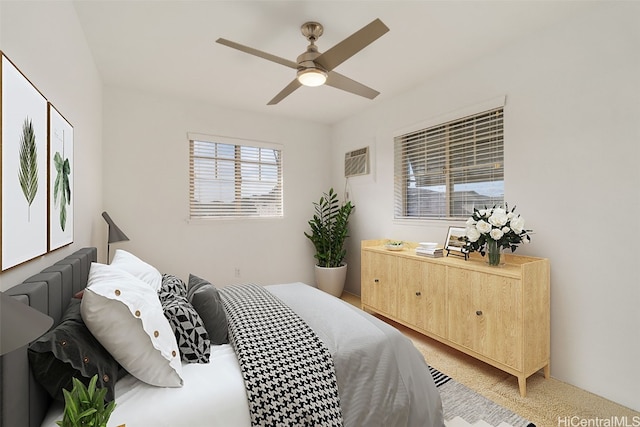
top-left (219, 284), bottom-right (343, 427)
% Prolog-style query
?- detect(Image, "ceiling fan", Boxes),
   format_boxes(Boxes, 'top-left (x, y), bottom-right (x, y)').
top-left (216, 18), bottom-right (389, 105)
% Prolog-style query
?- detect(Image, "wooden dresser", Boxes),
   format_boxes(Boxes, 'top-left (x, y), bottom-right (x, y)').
top-left (361, 239), bottom-right (550, 396)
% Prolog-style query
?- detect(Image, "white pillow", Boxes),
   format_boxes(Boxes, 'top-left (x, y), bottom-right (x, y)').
top-left (81, 262), bottom-right (183, 387)
top-left (111, 249), bottom-right (162, 292)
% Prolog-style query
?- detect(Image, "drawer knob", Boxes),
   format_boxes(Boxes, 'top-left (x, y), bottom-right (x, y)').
top-left (476, 310), bottom-right (483, 316)
top-left (374, 279), bottom-right (379, 283)
top-left (415, 291), bottom-right (421, 296)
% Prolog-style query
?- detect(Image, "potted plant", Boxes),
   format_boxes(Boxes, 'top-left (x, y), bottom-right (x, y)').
top-left (304, 188), bottom-right (355, 297)
top-left (57, 375), bottom-right (117, 427)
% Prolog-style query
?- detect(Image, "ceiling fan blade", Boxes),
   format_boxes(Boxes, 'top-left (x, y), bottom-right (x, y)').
top-left (267, 79), bottom-right (302, 105)
top-left (325, 71), bottom-right (380, 100)
top-left (216, 38), bottom-right (298, 69)
top-left (314, 18), bottom-right (389, 72)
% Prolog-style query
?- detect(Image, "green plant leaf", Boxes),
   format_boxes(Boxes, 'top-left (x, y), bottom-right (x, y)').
top-left (63, 158), bottom-right (71, 202)
top-left (53, 151), bottom-right (71, 231)
top-left (54, 152), bottom-right (63, 207)
top-left (76, 408), bottom-right (97, 420)
top-left (87, 371), bottom-right (98, 396)
top-left (18, 117), bottom-right (38, 220)
top-left (61, 388), bottom-right (79, 426)
top-left (60, 203), bottom-right (67, 231)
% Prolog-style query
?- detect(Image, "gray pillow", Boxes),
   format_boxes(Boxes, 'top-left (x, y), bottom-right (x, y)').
top-left (28, 298), bottom-right (120, 402)
top-left (187, 274), bottom-right (229, 345)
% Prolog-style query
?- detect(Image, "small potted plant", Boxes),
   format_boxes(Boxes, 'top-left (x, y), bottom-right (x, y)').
top-left (304, 188), bottom-right (355, 297)
top-left (57, 375), bottom-right (116, 427)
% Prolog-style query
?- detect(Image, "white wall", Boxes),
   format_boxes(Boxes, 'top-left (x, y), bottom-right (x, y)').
top-left (102, 87), bottom-right (331, 286)
top-left (0, 1), bottom-right (103, 291)
top-left (332, 3), bottom-right (640, 411)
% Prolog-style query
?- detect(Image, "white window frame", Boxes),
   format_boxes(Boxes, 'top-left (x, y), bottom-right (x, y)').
top-left (188, 133), bottom-right (283, 219)
top-left (394, 98), bottom-right (505, 221)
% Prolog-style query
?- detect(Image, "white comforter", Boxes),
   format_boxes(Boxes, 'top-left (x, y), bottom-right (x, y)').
top-left (42, 283), bottom-right (443, 427)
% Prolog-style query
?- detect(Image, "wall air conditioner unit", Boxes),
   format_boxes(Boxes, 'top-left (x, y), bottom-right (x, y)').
top-left (344, 146), bottom-right (370, 178)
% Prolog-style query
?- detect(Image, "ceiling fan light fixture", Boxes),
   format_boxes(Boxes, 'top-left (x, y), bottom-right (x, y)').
top-left (217, 18), bottom-right (388, 104)
top-left (297, 68), bottom-right (327, 87)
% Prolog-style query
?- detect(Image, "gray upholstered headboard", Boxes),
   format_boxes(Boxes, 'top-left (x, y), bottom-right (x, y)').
top-left (0, 247), bottom-right (97, 427)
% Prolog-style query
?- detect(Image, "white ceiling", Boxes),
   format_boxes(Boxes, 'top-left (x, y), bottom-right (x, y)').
top-left (73, 1), bottom-right (600, 125)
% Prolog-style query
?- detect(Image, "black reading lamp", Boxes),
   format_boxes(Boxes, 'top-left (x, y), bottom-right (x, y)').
top-left (101, 211), bottom-right (129, 264)
top-left (0, 292), bottom-right (53, 355)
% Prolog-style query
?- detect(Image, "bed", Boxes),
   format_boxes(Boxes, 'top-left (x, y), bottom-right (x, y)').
top-left (1, 247), bottom-right (443, 427)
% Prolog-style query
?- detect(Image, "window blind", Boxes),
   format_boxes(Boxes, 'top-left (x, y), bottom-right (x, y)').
top-left (189, 135), bottom-right (283, 219)
top-left (394, 107), bottom-right (504, 220)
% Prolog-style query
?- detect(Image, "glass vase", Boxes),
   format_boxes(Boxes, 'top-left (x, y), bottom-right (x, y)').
top-left (486, 239), bottom-right (504, 266)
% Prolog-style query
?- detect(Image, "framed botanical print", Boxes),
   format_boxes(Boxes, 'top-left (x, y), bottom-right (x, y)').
top-left (48, 103), bottom-right (74, 251)
top-left (1, 52), bottom-right (48, 270)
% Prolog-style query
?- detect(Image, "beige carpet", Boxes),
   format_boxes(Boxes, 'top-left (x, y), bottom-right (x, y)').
top-left (341, 292), bottom-right (639, 427)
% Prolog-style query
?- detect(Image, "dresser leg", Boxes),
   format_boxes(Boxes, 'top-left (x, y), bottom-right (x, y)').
top-left (544, 363), bottom-right (550, 379)
top-left (518, 376), bottom-right (527, 397)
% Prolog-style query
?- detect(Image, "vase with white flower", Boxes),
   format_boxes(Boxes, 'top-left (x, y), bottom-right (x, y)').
top-left (464, 204), bottom-right (532, 266)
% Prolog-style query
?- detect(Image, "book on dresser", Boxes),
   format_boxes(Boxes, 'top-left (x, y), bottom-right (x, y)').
top-left (415, 247), bottom-right (444, 257)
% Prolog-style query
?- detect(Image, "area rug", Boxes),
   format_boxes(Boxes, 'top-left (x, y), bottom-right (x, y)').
top-left (429, 366), bottom-right (536, 427)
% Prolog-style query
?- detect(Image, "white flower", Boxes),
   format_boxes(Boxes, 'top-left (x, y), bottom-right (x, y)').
top-left (502, 226), bottom-right (511, 234)
top-left (489, 209), bottom-right (508, 227)
top-left (478, 209), bottom-right (488, 217)
top-left (466, 217), bottom-right (477, 226)
top-left (507, 211), bottom-right (515, 220)
top-left (493, 207), bottom-right (506, 216)
top-left (476, 220), bottom-right (492, 234)
top-left (510, 215), bottom-right (526, 234)
top-left (466, 226), bottom-right (481, 242)
top-left (490, 228), bottom-right (504, 240)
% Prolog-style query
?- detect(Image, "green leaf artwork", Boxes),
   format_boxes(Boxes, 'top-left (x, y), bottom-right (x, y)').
top-left (18, 117), bottom-right (38, 221)
top-left (53, 151), bottom-right (72, 231)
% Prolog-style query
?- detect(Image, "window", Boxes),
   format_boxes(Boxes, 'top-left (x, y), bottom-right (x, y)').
top-left (394, 106), bottom-right (504, 220)
top-left (189, 133), bottom-right (283, 219)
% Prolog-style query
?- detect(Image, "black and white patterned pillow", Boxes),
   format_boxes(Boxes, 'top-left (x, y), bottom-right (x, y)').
top-left (159, 274), bottom-right (187, 302)
top-left (161, 295), bottom-right (211, 364)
